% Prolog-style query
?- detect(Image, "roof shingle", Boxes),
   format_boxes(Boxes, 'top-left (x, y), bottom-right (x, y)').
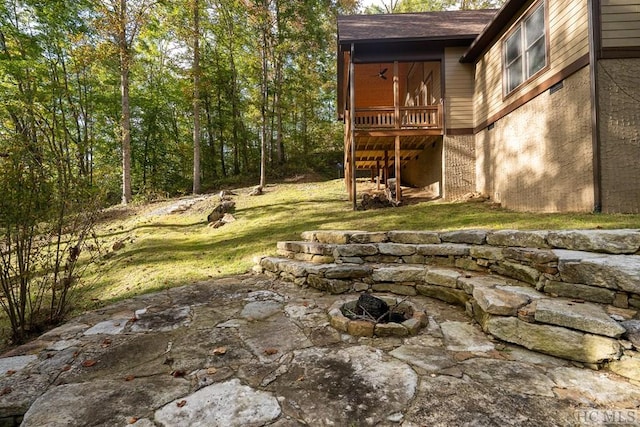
top-left (337, 10), bottom-right (498, 44)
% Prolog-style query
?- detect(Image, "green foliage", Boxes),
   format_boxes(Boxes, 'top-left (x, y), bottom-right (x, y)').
top-left (363, 0), bottom-right (504, 13)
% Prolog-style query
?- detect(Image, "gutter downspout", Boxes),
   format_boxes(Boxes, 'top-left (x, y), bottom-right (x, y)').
top-left (588, 0), bottom-right (602, 213)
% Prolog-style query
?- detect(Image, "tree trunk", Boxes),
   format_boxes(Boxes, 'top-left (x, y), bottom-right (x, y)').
top-left (119, 0), bottom-right (132, 205)
top-left (192, 0), bottom-right (201, 194)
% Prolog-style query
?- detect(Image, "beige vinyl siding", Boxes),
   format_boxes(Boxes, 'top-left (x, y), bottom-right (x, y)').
top-left (474, 0), bottom-right (590, 126)
top-left (602, 0), bottom-right (640, 47)
top-left (445, 47), bottom-right (475, 129)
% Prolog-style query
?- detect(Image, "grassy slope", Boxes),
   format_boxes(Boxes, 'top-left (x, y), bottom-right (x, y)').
top-left (75, 178), bottom-right (640, 314)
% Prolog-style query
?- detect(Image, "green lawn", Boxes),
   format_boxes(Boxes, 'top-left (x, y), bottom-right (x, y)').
top-left (75, 178), bottom-right (640, 314)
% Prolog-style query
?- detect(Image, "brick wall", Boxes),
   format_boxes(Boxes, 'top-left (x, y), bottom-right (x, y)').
top-left (598, 59), bottom-right (640, 213)
top-left (402, 138), bottom-right (442, 197)
top-left (475, 66), bottom-right (595, 212)
top-left (444, 134), bottom-right (475, 200)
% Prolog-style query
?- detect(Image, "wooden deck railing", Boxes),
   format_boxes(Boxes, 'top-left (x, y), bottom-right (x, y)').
top-left (353, 105), bottom-right (442, 130)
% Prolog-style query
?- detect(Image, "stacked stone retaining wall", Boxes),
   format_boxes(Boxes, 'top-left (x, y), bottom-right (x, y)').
top-left (255, 229), bottom-right (640, 372)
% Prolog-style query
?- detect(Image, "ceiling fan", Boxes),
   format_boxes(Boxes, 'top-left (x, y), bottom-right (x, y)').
top-left (373, 67), bottom-right (388, 80)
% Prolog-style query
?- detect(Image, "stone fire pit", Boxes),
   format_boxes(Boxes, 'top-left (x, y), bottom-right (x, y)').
top-left (328, 294), bottom-right (428, 337)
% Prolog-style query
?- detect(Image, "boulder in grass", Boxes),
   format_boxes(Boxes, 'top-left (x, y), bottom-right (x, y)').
top-left (249, 186), bottom-right (263, 196)
top-left (207, 201), bottom-right (236, 223)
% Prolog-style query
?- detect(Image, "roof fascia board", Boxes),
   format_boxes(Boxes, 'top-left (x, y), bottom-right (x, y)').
top-left (461, 0), bottom-right (531, 63)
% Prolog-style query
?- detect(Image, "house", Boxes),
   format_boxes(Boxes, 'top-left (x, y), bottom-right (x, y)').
top-left (337, 0), bottom-right (640, 213)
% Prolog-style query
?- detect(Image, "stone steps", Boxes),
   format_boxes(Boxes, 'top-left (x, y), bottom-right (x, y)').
top-left (255, 229), bottom-right (640, 366)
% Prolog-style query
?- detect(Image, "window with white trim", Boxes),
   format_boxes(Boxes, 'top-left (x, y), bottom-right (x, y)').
top-left (504, 3), bottom-right (547, 95)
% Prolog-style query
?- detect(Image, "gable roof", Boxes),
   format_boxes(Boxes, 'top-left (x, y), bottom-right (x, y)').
top-left (337, 10), bottom-right (498, 45)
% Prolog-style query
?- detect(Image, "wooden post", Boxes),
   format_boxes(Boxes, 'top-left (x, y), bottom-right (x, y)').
top-left (395, 135), bottom-right (401, 203)
top-left (393, 61), bottom-right (401, 202)
top-left (384, 150), bottom-right (389, 185)
top-left (376, 160), bottom-right (381, 190)
top-left (350, 44), bottom-right (357, 210)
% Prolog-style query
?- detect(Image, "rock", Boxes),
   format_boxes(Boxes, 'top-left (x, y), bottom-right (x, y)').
top-left (440, 321), bottom-right (494, 353)
top-left (240, 301), bottom-right (282, 320)
top-left (549, 366), bottom-right (640, 407)
top-left (155, 379), bottom-right (280, 427)
top-left (371, 283), bottom-right (417, 296)
top-left (534, 299), bottom-right (626, 338)
top-left (558, 255), bottom-right (640, 293)
top-left (390, 344), bottom-right (456, 373)
top-left (248, 185), bottom-right (263, 196)
top-left (485, 316), bottom-right (621, 364)
top-left (547, 229), bottom-right (640, 254)
top-left (457, 275), bottom-right (509, 294)
top-left (207, 201), bottom-right (236, 223)
top-left (83, 319), bottom-right (129, 335)
top-left (21, 377), bottom-right (191, 427)
top-left (269, 346), bottom-right (417, 426)
top-left (377, 243), bottom-right (416, 256)
top-left (486, 230), bottom-right (549, 248)
top-left (372, 265), bottom-right (426, 282)
top-left (440, 230), bottom-right (487, 245)
top-left (543, 280), bottom-right (615, 304)
top-left (472, 286), bottom-right (531, 316)
top-left (425, 268), bottom-right (461, 288)
top-left (608, 357), bottom-right (640, 381)
top-left (129, 306), bottom-right (191, 333)
top-left (502, 247), bottom-right (558, 264)
top-left (350, 232), bottom-right (388, 244)
top-left (416, 285), bottom-right (469, 305)
top-left (374, 323), bottom-right (408, 337)
top-left (461, 358), bottom-right (555, 397)
top-left (324, 264), bottom-right (372, 279)
top-left (0, 356), bottom-right (37, 375)
top-left (469, 246), bottom-right (505, 261)
top-left (491, 261), bottom-right (540, 285)
top-left (388, 231), bottom-right (440, 244)
top-left (333, 244), bottom-right (378, 257)
top-left (622, 320), bottom-right (640, 348)
top-left (417, 243), bottom-right (471, 256)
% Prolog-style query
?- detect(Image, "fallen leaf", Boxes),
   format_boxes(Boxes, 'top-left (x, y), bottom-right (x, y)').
top-left (302, 301), bottom-right (309, 307)
top-left (81, 360), bottom-right (97, 368)
top-left (128, 417), bottom-right (138, 424)
top-left (124, 375), bottom-right (135, 382)
top-left (171, 370), bottom-right (186, 378)
top-left (212, 346), bottom-right (227, 355)
top-left (72, 351), bottom-right (80, 358)
top-left (0, 387), bottom-right (12, 396)
top-left (101, 338), bottom-right (112, 348)
top-left (5, 370), bottom-right (16, 376)
top-left (296, 376), bottom-right (305, 382)
top-left (264, 348), bottom-right (278, 355)
top-left (176, 400), bottom-right (187, 408)
top-left (61, 365), bottom-right (71, 372)
top-left (206, 367), bottom-right (218, 375)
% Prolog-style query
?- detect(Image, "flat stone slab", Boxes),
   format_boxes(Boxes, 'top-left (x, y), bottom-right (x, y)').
top-left (534, 299), bottom-right (626, 338)
top-left (83, 318), bottom-right (130, 335)
top-left (558, 254), bottom-right (640, 294)
top-left (4, 272), bottom-right (640, 426)
top-left (154, 379), bottom-right (281, 427)
top-left (547, 229), bottom-right (640, 254)
top-left (486, 316), bottom-right (621, 364)
top-left (372, 265), bottom-right (426, 282)
top-left (240, 301), bottom-right (282, 320)
top-left (486, 230), bottom-right (549, 248)
top-left (549, 367), bottom-right (640, 407)
top-left (0, 355), bottom-right (37, 375)
top-left (473, 286), bottom-right (531, 316)
top-left (440, 321), bottom-right (494, 353)
top-left (21, 376), bottom-right (191, 426)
